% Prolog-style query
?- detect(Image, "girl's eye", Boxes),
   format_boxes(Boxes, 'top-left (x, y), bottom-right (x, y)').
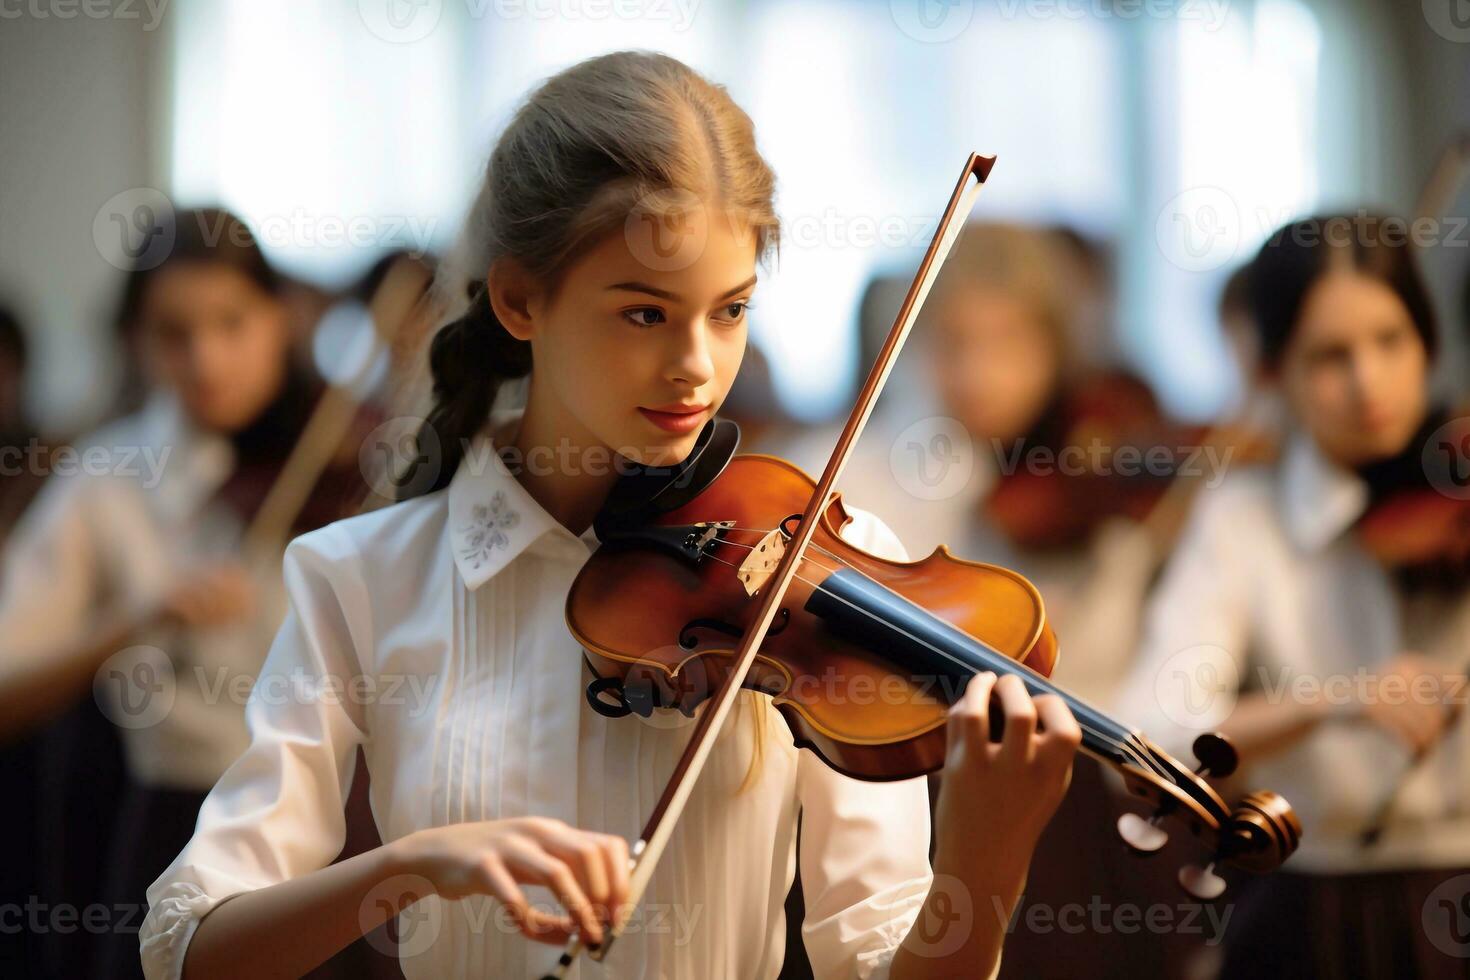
top-left (717, 301), bottom-right (752, 324)
top-left (624, 307), bottom-right (665, 328)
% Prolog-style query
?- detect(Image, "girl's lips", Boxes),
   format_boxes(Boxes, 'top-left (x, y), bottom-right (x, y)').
top-left (638, 405), bottom-right (709, 434)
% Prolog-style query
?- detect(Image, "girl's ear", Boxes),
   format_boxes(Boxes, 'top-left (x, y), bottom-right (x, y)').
top-left (486, 256), bottom-right (539, 342)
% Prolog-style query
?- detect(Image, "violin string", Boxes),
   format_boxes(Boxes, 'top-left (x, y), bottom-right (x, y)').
top-left (708, 528), bottom-right (1166, 780)
top-left (694, 548), bottom-right (1161, 777)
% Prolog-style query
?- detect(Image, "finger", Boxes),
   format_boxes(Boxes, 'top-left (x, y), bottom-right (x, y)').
top-left (1034, 694), bottom-right (1083, 759)
top-left (520, 906), bottom-right (577, 945)
top-left (480, 859), bottom-right (574, 944)
top-left (504, 843), bottom-right (602, 946)
top-left (546, 830), bottom-right (612, 915)
top-left (993, 674), bottom-right (1038, 761)
top-left (948, 672), bottom-right (997, 752)
top-left (598, 834), bottom-right (632, 923)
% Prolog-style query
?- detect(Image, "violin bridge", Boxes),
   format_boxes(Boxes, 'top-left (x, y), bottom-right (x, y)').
top-left (737, 527), bottom-right (786, 596)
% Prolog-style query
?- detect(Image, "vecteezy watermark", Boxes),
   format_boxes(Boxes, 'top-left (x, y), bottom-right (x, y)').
top-left (357, 0), bottom-right (699, 44)
top-left (0, 898), bottom-right (147, 936)
top-left (886, 417), bottom-right (1237, 503)
top-left (360, 416), bottom-right (443, 500)
top-left (1153, 644), bottom-right (1240, 731)
top-left (1254, 665), bottom-right (1468, 712)
top-left (890, 0), bottom-right (1229, 43)
top-left (1150, 651), bottom-right (1470, 732)
top-left (1155, 186), bottom-right (1243, 274)
top-left (92, 190), bottom-right (439, 272)
top-left (896, 875), bottom-right (974, 959)
top-left (991, 437), bottom-right (1236, 487)
top-left (890, 416), bottom-right (975, 502)
top-left (995, 0), bottom-right (1229, 29)
top-left (996, 894), bottom-right (1234, 944)
top-left (361, 885), bottom-right (707, 959)
top-left (0, 439), bottom-right (173, 487)
top-left (1157, 197), bottom-right (1470, 274)
top-left (889, 0), bottom-right (974, 43)
top-left (1424, 415), bottom-right (1470, 502)
top-left (1423, 873), bottom-right (1470, 958)
top-left (1422, 0), bottom-right (1470, 44)
top-left (360, 417), bottom-right (723, 500)
top-left (0, 0), bottom-right (168, 29)
top-left (94, 647), bottom-right (441, 730)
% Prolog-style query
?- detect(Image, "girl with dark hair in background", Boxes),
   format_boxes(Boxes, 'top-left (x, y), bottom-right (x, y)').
top-left (0, 207), bottom-right (379, 978)
top-left (1119, 213), bottom-right (1470, 979)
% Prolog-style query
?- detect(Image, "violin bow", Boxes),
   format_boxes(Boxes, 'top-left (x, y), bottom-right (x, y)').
top-left (544, 152), bottom-right (996, 977)
top-left (239, 255), bottom-right (436, 559)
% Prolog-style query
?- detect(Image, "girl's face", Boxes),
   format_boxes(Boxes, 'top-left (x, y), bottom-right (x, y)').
top-left (1277, 271), bottom-right (1429, 468)
top-left (138, 263), bottom-right (292, 433)
top-left (507, 204), bottom-right (756, 468)
top-left (929, 285), bottom-right (1060, 443)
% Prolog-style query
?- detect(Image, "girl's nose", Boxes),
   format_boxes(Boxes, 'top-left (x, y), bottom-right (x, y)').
top-left (666, 319), bottom-right (715, 388)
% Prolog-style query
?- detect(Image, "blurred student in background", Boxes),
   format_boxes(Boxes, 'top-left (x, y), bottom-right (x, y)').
top-left (0, 208), bottom-right (379, 978)
top-left (1118, 213), bottom-right (1470, 979)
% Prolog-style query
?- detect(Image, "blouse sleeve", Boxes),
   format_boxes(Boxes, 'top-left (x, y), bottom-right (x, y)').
top-left (0, 474), bottom-right (105, 671)
top-left (795, 505), bottom-right (936, 979)
top-left (139, 524), bottom-right (371, 980)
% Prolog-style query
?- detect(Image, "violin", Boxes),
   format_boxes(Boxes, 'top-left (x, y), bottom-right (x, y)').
top-left (542, 155), bottom-right (1301, 976)
top-left (1355, 405), bottom-right (1470, 585)
top-left (983, 370), bottom-right (1277, 551)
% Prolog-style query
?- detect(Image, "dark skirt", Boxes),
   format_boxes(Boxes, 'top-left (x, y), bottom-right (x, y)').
top-left (1219, 865), bottom-right (1470, 980)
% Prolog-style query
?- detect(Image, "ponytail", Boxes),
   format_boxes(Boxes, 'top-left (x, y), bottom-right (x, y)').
top-left (406, 281), bottom-right (532, 498)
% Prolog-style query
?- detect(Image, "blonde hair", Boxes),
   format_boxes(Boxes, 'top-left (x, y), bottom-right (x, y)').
top-left (419, 50), bottom-right (783, 792)
top-left (926, 221), bottom-right (1089, 377)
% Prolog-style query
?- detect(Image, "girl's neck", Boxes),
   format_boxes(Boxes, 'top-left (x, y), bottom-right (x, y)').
top-left (501, 384), bottom-right (621, 537)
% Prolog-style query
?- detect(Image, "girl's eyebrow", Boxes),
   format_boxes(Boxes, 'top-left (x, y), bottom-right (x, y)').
top-left (605, 274), bottom-right (758, 303)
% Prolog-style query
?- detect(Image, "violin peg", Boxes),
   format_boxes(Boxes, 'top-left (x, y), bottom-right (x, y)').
top-left (1177, 862), bottom-right (1227, 900)
top-left (1116, 812), bottom-right (1169, 854)
top-left (1191, 733), bottom-right (1238, 778)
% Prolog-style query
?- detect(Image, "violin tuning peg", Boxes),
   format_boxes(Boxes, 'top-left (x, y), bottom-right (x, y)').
top-left (1190, 733), bottom-right (1238, 778)
top-left (1177, 862), bottom-right (1227, 900)
top-left (1116, 812), bottom-right (1169, 854)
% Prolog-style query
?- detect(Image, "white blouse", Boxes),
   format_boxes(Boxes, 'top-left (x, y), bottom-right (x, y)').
top-left (141, 415), bottom-right (935, 979)
top-left (0, 393), bottom-right (287, 789)
top-left (1115, 431), bottom-right (1470, 873)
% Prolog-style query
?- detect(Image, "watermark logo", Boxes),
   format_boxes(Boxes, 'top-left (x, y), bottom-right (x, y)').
top-left (1155, 186), bottom-right (1241, 273)
top-left (890, 0), bottom-right (974, 43)
top-left (624, 187), bottom-right (710, 274)
top-left (889, 416), bottom-right (974, 501)
top-left (1423, 874), bottom-right (1470, 957)
top-left (94, 646), bottom-right (176, 730)
top-left (1424, 415), bottom-right (1470, 502)
top-left (93, 187), bottom-right (175, 272)
top-left (358, 0), bottom-right (443, 42)
top-left (360, 874), bottom-right (442, 957)
top-left (1422, 0), bottom-right (1470, 44)
top-left (361, 415), bottom-right (442, 499)
top-left (1154, 644), bottom-right (1239, 730)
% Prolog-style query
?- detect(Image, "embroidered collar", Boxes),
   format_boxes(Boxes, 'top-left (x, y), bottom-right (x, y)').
top-left (446, 410), bottom-right (595, 590)
top-left (1275, 429), bottom-right (1370, 554)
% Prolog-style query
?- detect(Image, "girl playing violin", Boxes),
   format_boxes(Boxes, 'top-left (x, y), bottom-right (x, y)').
top-left (141, 51), bottom-right (1082, 980)
top-left (0, 207), bottom-right (372, 978)
top-left (1118, 213), bottom-right (1470, 979)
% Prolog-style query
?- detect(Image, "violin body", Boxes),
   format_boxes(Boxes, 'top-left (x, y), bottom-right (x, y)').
top-left (568, 444), bottom-right (1299, 880)
top-left (569, 453), bottom-right (1057, 782)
